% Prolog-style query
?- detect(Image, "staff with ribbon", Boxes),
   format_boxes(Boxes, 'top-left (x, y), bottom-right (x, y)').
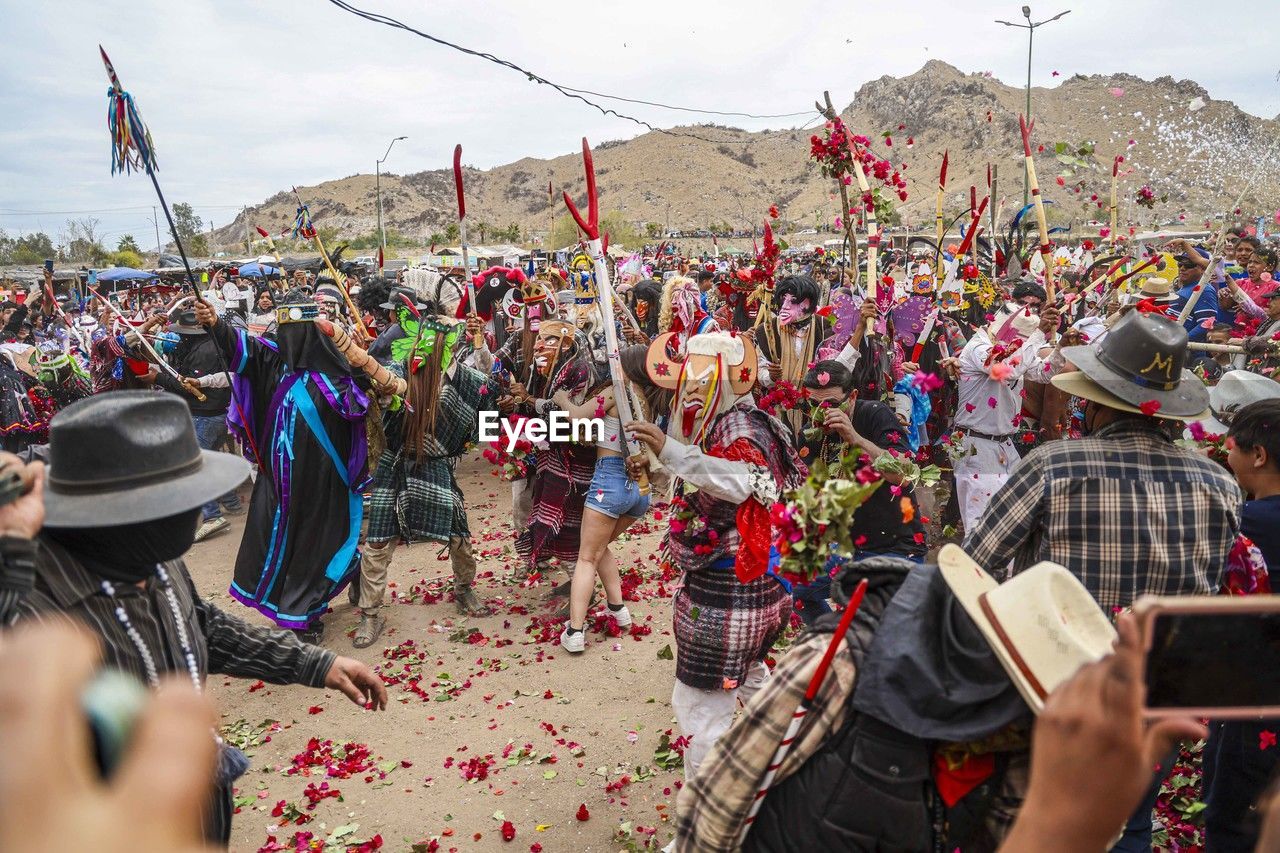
top-left (453, 144), bottom-right (483, 350)
top-left (1019, 114), bottom-right (1056, 301)
top-left (563, 137), bottom-right (651, 495)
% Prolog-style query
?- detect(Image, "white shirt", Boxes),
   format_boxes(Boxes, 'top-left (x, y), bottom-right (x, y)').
top-left (955, 328), bottom-right (1055, 436)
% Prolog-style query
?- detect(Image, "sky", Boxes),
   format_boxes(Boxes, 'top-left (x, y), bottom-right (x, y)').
top-left (2, 0), bottom-right (1279, 250)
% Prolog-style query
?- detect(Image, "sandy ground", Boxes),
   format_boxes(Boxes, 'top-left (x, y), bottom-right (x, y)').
top-left (192, 451), bottom-right (684, 853)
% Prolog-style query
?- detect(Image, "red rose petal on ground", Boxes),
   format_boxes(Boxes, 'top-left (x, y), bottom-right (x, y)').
top-left (307, 705), bottom-right (324, 715)
top-left (576, 803), bottom-right (590, 821)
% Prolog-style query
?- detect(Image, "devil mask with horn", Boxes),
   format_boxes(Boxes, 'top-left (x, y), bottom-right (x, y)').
top-left (646, 331), bottom-right (758, 446)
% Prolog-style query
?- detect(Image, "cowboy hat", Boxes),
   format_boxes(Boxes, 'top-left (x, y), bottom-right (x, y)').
top-left (167, 309), bottom-right (205, 336)
top-left (1053, 310), bottom-right (1210, 419)
top-left (43, 392), bottom-right (250, 528)
top-left (937, 544), bottom-right (1117, 714)
top-left (379, 286), bottom-right (427, 311)
top-left (1189, 369), bottom-right (1280, 436)
top-left (1123, 276), bottom-right (1177, 306)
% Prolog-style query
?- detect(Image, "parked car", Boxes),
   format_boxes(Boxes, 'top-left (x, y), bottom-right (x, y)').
top-left (354, 255), bottom-right (376, 266)
top-left (798, 228), bottom-right (818, 235)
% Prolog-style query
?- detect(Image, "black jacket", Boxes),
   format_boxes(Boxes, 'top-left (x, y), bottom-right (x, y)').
top-left (157, 334), bottom-right (231, 417)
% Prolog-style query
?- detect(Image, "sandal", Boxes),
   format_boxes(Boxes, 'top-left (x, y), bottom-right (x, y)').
top-left (352, 612), bottom-right (385, 649)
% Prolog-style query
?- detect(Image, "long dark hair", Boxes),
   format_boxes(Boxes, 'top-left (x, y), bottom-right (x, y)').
top-left (400, 336), bottom-right (446, 463)
top-left (620, 344), bottom-right (670, 421)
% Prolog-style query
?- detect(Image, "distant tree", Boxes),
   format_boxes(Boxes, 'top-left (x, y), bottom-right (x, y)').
top-left (5, 232), bottom-right (56, 265)
top-left (444, 223), bottom-right (460, 243)
top-left (428, 232), bottom-right (447, 248)
top-left (117, 234), bottom-right (142, 254)
top-left (171, 203), bottom-right (209, 256)
top-left (551, 210), bottom-right (639, 250)
top-left (61, 217), bottom-right (107, 264)
top-left (644, 222), bottom-right (663, 239)
top-left (475, 221), bottom-right (490, 244)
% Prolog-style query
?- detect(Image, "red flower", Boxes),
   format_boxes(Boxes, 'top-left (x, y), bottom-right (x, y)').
top-left (576, 803), bottom-right (590, 821)
top-left (501, 820), bottom-right (517, 841)
top-left (653, 362), bottom-right (669, 376)
top-left (1261, 730), bottom-right (1277, 750)
top-left (1139, 400), bottom-right (1162, 416)
top-left (768, 205), bottom-right (779, 218)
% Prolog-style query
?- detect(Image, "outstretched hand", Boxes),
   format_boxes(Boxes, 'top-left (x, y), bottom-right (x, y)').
top-left (323, 656), bottom-right (388, 711)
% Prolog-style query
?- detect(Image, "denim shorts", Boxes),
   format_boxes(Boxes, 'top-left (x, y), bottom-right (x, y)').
top-left (585, 456), bottom-right (651, 519)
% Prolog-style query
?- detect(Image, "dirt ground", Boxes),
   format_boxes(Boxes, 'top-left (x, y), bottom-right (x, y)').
top-left (192, 451), bottom-right (684, 853)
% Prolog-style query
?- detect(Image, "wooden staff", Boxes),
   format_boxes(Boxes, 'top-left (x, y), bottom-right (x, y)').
top-left (453, 144), bottom-right (482, 350)
top-left (816, 92), bottom-right (858, 279)
top-left (564, 137), bottom-right (651, 495)
top-left (989, 165), bottom-right (999, 279)
top-left (1019, 115), bottom-right (1055, 301)
top-left (1187, 342), bottom-right (1249, 354)
top-left (1109, 156), bottom-right (1120, 249)
top-left (289, 188), bottom-right (369, 340)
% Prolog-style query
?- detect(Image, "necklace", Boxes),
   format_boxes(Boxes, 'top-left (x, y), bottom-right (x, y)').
top-left (100, 564), bottom-right (202, 693)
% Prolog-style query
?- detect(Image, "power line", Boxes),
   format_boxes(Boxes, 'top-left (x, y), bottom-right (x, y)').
top-left (323, 0), bottom-right (815, 143)
top-left (0, 203), bottom-right (246, 217)
top-left (555, 86), bottom-right (814, 120)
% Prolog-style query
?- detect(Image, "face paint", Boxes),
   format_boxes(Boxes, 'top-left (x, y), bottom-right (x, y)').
top-left (636, 301), bottom-right (649, 321)
top-left (778, 294), bottom-right (812, 327)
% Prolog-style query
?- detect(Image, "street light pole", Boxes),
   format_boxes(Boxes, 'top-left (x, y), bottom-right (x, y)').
top-left (995, 7), bottom-right (1070, 206)
top-left (376, 136), bottom-right (408, 252)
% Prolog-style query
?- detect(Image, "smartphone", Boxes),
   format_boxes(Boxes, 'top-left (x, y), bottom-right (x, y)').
top-left (1136, 595), bottom-right (1280, 718)
top-left (43, 259), bottom-right (54, 274)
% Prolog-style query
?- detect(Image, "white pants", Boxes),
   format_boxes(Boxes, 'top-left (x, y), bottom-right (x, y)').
top-left (953, 433), bottom-right (1020, 533)
top-left (671, 660), bottom-right (771, 782)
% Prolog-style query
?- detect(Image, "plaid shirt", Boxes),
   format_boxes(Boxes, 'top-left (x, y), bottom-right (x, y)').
top-left (673, 601), bottom-right (1028, 851)
top-left (963, 419), bottom-right (1242, 610)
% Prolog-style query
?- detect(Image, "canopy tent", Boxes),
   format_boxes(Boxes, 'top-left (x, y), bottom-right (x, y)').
top-left (95, 267), bottom-right (158, 283)
top-left (234, 262), bottom-right (281, 278)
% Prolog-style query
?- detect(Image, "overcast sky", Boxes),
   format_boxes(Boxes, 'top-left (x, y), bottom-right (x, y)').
top-left (3, 0), bottom-right (1278, 249)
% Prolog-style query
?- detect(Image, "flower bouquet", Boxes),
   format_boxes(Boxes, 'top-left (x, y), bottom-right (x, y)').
top-left (771, 448), bottom-right (883, 585)
top-left (871, 452), bottom-right (942, 489)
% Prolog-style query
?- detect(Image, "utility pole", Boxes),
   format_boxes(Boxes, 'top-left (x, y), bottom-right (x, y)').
top-left (376, 136), bottom-right (408, 251)
top-left (243, 206), bottom-right (250, 254)
top-left (152, 206), bottom-right (162, 258)
top-left (996, 7), bottom-right (1071, 206)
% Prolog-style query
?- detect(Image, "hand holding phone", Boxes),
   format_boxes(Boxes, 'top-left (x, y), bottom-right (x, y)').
top-left (1136, 595), bottom-right (1280, 718)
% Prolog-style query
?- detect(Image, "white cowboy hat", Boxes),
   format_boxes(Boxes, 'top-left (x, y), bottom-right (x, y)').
top-left (1188, 369), bottom-right (1280, 436)
top-left (937, 543), bottom-right (1117, 714)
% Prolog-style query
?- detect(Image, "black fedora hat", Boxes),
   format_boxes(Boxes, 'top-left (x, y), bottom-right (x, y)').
top-left (1053, 310), bottom-right (1209, 419)
top-left (379, 286), bottom-right (426, 311)
top-left (167, 309), bottom-right (205, 336)
top-left (44, 392), bottom-right (250, 528)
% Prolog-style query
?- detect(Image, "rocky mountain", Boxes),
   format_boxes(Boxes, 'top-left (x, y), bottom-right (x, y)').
top-left (213, 60), bottom-right (1280, 250)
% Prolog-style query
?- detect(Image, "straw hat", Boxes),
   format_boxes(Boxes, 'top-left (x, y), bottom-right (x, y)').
top-left (937, 544), bottom-right (1117, 714)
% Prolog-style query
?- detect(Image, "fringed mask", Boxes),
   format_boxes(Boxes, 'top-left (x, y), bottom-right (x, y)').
top-left (646, 331), bottom-right (757, 446)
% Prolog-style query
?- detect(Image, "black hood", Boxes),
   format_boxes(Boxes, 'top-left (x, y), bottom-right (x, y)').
top-left (276, 322), bottom-right (352, 377)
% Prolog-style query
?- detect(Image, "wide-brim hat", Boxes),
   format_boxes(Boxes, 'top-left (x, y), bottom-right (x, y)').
top-left (937, 544), bottom-right (1117, 714)
top-left (1189, 369), bottom-right (1280, 436)
top-left (1055, 310), bottom-right (1209, 419)
top-left (43, 391), bottom-right (250, 528)
top-left (167, 310), bottom-right (205, 336)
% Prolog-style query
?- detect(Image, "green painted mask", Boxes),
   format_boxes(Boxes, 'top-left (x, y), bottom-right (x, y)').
top-left (392, 308), bottom-right (460, 374)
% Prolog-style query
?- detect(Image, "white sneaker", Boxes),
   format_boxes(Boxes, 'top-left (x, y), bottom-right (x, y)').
top-left (194, 517), bottom-right (230, 542)
top-left (559, 626), bottom-right (585, 653)
top-left (609, 605), bottom-right (632, 627)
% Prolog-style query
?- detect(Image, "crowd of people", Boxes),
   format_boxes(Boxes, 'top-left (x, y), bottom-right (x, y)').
top-left (1, 212), bottom-right (1279, 851)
